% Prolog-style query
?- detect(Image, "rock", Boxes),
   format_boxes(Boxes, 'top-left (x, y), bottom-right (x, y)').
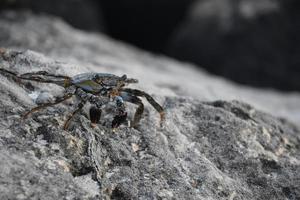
top-left (98, 0), bottom-right (194, 52)
top-left (0, 0), bottom-right (105, 31)
top-left (167, 0), bottom-right (300, 91)
top-left (0, 12), bottom-right (300, 199)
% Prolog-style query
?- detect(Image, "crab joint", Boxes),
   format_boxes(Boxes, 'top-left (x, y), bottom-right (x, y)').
top-left (159, 111), bottom-right (166, 126)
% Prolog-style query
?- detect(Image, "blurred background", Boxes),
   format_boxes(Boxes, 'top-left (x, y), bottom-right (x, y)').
top-left (0, 0), bottom-right (299, 91)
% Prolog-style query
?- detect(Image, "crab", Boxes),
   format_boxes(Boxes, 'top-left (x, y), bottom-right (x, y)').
top-left (0, 68), bottom-right (165, 130)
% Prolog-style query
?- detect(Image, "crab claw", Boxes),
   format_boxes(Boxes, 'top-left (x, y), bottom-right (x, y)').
top-left (89, 106), bottom-right (101, 128)
top-left (112, 112), bottom-right (127, 128)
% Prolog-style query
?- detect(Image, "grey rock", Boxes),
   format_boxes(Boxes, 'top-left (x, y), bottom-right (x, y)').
top-left (0, 12), bottom-right (300, 199)
top-left (96, 0), bottom-right (194, 52)
top-left (34, 91), bottom-right (54, 105)
top-left (167, 0), bottom-right (300, 91)
top-left (0, 0), bottom-right (105, 31)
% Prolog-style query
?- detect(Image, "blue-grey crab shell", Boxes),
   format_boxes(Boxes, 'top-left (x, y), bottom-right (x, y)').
top-left (70, 73), bottom-right (122, 93)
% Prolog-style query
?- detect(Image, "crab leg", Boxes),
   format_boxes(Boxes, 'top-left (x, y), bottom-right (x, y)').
top-left (63, 101), bottom-right (85, 130)
top-left (22, 93), bottom-right (73, 119)
top-left (121, 88), bottom-right (165, 125)
top-left (0, 68), bottom-right (69, 86)
top-left (20, 71), bottom-right (69, 79)
top-left (120, 91), bottom-right (144, 128)
top-left (0, 68), bottom-right (19, 77)
top-left (19, 71), bottom-right (69, 86)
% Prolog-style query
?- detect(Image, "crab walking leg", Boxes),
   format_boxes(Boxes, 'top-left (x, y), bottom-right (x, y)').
top-left (22, 93), bottom-right (73, 119)
top-left (120, 91), bottom-right (144, 128)
top-left (20, 71), bottom-right (70, 86)
top-left (121, 88), bottom-right (165, 125)
top-left (0, 68), bottom-right (19, 77)
top-left (0, 68), bottom-right (45, 83)
top-left (20, 71), bottom-right (69, 79)
top-left (63, 101), bottom-right (85, 130)
top-left (0, 68), bottom-right (69, 86)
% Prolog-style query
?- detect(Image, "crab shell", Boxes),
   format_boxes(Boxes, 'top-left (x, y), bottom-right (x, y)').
top-left (70, 73), bottom-right (138, 93)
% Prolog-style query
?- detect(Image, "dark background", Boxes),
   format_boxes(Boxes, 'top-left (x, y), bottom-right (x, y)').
top-left (1, 0), bottom-right (299, 91)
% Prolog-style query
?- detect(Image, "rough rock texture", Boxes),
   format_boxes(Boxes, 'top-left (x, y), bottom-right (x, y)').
top-left (167, 0), bottom-right (300, 91)
top-left (0, 12), bottom-right (300, 199)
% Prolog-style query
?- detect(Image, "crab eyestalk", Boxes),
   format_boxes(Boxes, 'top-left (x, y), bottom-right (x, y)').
top-left (125, 78), bottom-right (138, 84)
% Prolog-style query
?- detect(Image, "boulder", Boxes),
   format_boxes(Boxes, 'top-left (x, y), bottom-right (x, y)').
top-left (0, 0), bottom-right (104, 31)
top-left (98, 0), bottom-right (194, 52)
top-left (0, 12), bottom-right (299, 199)
top-left (167, 0), bottom-right (300, 91)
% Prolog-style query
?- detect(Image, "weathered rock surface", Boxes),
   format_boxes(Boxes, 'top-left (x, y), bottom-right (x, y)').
top-left (0, 12), bottom-right (300, 199)
top-left (167, 0), bottom-right (300, 91)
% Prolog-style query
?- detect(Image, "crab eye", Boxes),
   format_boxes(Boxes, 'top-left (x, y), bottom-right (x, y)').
top-left (126, 78), bottom-right (138, 84)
